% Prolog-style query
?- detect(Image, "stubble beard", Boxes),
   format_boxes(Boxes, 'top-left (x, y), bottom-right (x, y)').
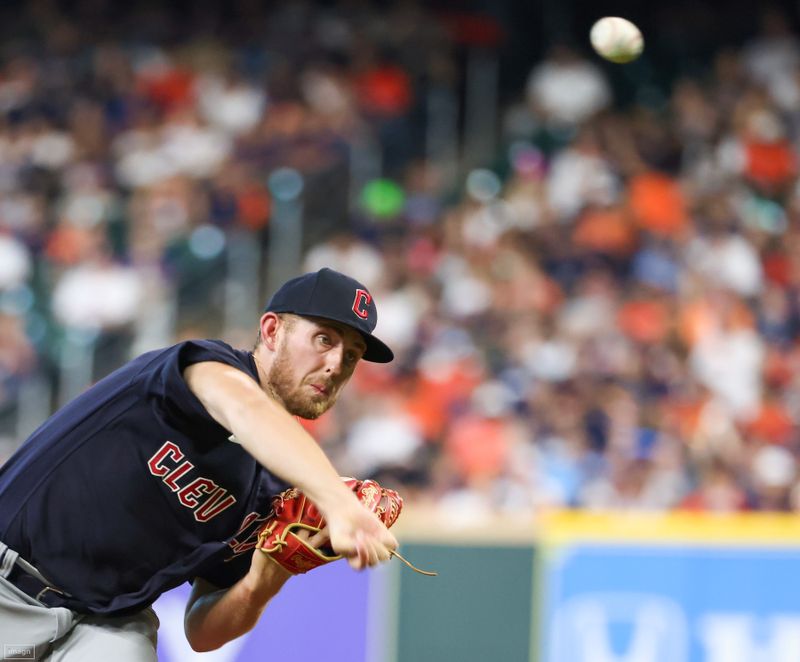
top-left (266, 344), bottom-right (337, 419)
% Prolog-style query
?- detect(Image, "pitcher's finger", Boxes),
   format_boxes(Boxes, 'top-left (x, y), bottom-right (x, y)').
top-left (356, 531), bottom-right (370, 569)
top-left (385, 531), bottom-right (399, 552)
top-left (308, 526), bottom-right (330, 548)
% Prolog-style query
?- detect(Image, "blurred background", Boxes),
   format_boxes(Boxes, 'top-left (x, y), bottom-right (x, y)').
top-left (1, 0), bottom-right (800, 659)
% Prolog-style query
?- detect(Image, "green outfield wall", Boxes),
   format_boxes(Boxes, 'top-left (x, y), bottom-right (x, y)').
top-left (385, 511), bottom-right (800, 662)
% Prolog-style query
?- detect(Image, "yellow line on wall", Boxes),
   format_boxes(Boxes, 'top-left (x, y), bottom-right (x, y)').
top-left (394, 506), bottom-right (800, 547)
top-left (538, 510), bottom-right (800, 547)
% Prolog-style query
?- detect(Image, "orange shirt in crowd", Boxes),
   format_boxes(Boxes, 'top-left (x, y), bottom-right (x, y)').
top-left (743, 400), bottom-right (794, 445)
top-left (403, 361), bottom-right (483, 441)
top-left (744, 140), bottom-right (797, 189)
top-left (573, 207), bottom-right (637, 256)
top-left (237, 186), bottom-right (271, 230)
top-left (628, 172), bottom-right (689, 237)
top-left (617, 298), bottom-right (671, 344)
top-left (444, 415), bottom-right (510, 480)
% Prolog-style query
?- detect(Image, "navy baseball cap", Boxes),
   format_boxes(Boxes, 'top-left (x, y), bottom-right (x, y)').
top-left (265, 268), bottom-right (394, 363)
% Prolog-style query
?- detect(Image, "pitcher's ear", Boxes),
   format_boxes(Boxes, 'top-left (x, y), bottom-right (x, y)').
top-left (259, 312), bottom-right (281, 351)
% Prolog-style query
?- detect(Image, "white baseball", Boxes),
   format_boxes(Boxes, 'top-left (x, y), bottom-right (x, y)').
top-left (590, 16), bottom-right (644, 64)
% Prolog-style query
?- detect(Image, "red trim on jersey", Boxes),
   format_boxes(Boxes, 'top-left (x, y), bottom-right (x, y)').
top-left (165, 460), bottom-right (195, 491)
top-left (147, 441), bottom-right (184, 477)
top-left (147, 440), bottom-right (237, 523)
top-left (178, 477), bottom-right (217, 508)
top-left (195, 489), bottom-right (237, 522)
top-left (228, 511), bottom-right (270, 555)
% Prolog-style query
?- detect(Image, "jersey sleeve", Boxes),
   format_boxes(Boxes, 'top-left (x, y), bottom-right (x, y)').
top-left (133, 340), bottom-right (257, 436)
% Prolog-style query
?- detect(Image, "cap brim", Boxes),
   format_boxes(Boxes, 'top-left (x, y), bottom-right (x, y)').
top-left (270, 308), bottom-right (395, 363)
top-left (361, 334), bottom-right (394, 363)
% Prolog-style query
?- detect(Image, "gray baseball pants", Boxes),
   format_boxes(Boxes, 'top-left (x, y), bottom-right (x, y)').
top-left (0, 575), bottom-right (159, 661)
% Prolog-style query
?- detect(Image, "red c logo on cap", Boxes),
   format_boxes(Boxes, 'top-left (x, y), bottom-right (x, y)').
top-left (352, 289), bottom-right (371, 319)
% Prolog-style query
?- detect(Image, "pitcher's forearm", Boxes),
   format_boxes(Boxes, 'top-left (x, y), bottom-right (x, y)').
top-left (185, 566), bottom-right (290, 652)
top-left (229, 392), bottom-right (355, 513)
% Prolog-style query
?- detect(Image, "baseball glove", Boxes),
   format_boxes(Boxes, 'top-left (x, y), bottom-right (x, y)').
top-left (256, 477), bottom-right (435, 576)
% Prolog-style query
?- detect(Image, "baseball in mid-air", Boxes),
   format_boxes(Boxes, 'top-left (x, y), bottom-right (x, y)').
top-left (589, 16), bottom-right (644, 64)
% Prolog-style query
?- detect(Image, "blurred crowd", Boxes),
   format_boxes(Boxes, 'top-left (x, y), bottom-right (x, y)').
top-left (3, 0), bottom-right (800, 516)
top-left (0, 0), bottom-right (453, 430)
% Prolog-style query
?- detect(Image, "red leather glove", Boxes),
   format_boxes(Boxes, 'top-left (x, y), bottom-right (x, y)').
top-left (256, 478), bottom-right (402, 575)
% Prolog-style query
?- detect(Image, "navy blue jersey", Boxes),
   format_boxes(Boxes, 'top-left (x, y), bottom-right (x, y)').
top-left (0, 340), bottom-right (290, 615)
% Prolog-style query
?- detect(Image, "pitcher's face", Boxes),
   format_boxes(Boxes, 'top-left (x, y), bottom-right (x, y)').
top-left (267, 315), bottom-right (366, 419)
